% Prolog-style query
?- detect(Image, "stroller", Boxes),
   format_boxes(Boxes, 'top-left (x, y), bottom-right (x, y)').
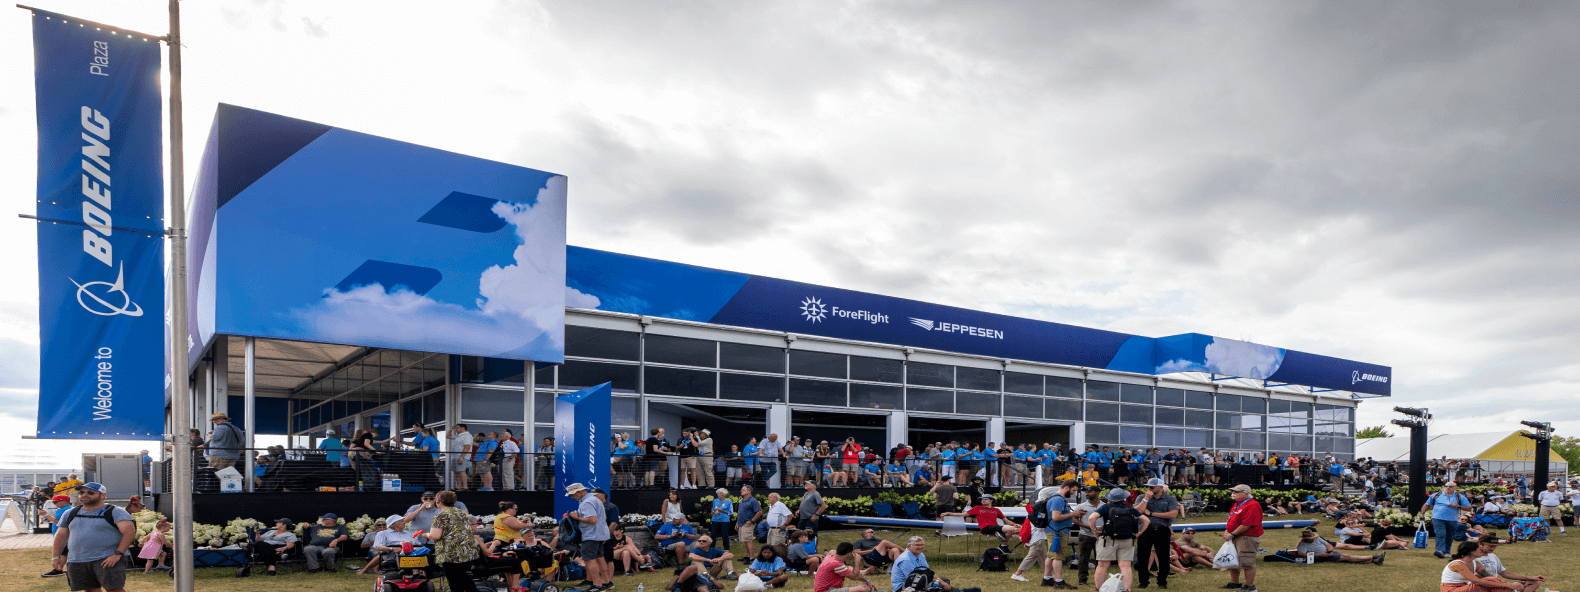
top-left (375, 544), bottom-right (435, 592)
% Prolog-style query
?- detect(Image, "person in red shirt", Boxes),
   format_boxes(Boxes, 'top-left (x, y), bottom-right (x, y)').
top-left (840, 438), bottom-right (863, 485)
top-left (941, 496), bottom-right (1019, 544)
top-left (814, 542), bottom-right (875, 592)
top-left (1222, 484), bottom-right (1264, 592)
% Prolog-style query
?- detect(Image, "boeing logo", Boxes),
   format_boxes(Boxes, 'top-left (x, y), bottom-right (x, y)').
top-left (909, 317), bottom-right (1005, 339)
top-left (798, 296), bottom-right (889, 325)
top-left (1352, 371), bottom-right (1388, 385)
top-left (71, 263), bottom-right (143, 317)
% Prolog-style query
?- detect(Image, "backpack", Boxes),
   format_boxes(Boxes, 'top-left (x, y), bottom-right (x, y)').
top-left (978, 546), bottom-right (1008, 571)
top-left (896, 566), bottom-right (935, 592)
top-left (61, 504), bottom-right (123, 532)
top-left (560, 561), bottom-right (585, 582)
top-left (1029, 501), bottom-right (1052, 529)
top-left (1100, 505), bottom-right (1140, 540)
top-left (489, 443), bottom-right (504, 464)
top-left (559, 514), bottom-right (581, 545)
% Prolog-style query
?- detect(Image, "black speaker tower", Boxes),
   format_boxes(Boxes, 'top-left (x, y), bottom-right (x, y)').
top-left (1521, 421), bottom-right (1553, 490)
top-left (1393, 407), bottom-right (1431, 512)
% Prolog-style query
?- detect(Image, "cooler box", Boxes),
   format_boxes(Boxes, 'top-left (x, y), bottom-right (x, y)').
top-left (214, 467), bottom-right (243, 493)
top-left (382, 475), bottom-right (402, 491)
top-left (192, 548), bottom-right (248, 567)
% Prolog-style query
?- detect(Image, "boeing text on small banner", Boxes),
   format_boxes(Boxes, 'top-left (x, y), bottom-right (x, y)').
top-left (31, 9), bottom-right (167, 439)
top-left (554, 382), bottom-right (611, 518)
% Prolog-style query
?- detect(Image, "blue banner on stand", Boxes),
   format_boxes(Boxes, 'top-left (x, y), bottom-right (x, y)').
top-left (30, 9), bottom-right (166, 439)
top-left (554, 383), bottom-right (611, 518)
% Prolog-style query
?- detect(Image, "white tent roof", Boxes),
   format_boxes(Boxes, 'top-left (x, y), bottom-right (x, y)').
top-left (1355, 431), bottom-right (1516, 462)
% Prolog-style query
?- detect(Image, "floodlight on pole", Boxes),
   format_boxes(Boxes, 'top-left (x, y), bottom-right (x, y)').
top-left (1394, 407), bottom-right (1432, 420)
top-left (1520, 420), bottom-right (1553, 433)
top-left (1519, 420), bottom-right (1555, 491)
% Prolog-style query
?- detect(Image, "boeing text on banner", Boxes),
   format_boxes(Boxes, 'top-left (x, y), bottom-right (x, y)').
top-left (554, 382), bottom-right (612, 518)
top-left (30, 9), bottom-right (166, 439)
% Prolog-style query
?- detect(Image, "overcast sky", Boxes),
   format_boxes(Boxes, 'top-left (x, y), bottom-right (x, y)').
top-left (2, 1), bottom-right (1577, 464)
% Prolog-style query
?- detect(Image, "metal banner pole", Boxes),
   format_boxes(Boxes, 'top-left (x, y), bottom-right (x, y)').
top-left (165, 1), bottom-right (193, 591)
top-left (245, 338), bottom-right (256, 492)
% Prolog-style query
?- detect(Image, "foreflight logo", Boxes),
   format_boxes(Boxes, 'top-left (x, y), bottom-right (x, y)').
top-left (71, 263), bottom-right (143, 317)
top-left (908, 317), bottom-right (1005, 339)
top-left (800, 297), bottom-right (827, 323)
top-left (1352, 371), bottom-right (1388, 385)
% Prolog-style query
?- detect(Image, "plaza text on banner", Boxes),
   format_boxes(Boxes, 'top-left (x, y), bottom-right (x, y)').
top-left (30, 9), bottom-right (166, 439)
top-left (554, 382), bottom-right (611, 518)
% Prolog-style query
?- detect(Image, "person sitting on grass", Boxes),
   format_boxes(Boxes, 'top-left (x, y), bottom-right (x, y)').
top-left (850, 529), bottom-right (903, 575)
top-left (669, 561), bottom-right (719, 592)
top-left (1275, 527), bottom-right (1385, 565)
top-left (1367, 518), bottom-right (1410, 550)
top-left (786, 529), bottom-right (820, 575)
top-left (1462, 518), bottom-right (1513, 545)
top-left (655, 516), bottom-right (700, 570)
top-left (748, 546), bottom-right (790, 588)
top-left (1442, 540), bottom-right (1522, 592)
top-left (815, 542), bottom-right (876, 592)
top-left (1474, 535), bottom-right (1546, 592)
top-left (1174, 528), bottom-right (1215, 568)
top-left (688, 535), bottom-right (737, 581)
top-left (1161, 535), bottom-right (1193, 575)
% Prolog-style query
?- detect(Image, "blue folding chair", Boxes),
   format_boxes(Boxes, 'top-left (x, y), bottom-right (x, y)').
top-left (902, 501), bottom-right (925, 520)
top-left (874, 502), bottom-right (896, 519)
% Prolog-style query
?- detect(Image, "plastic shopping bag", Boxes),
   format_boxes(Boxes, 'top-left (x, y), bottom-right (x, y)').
top-left (1413, 526), bottom-right (1429, 549)
top-left (1097, 573), bottom-right (1124, 592)
top-left (734, 572), bottom-right (766, 592)
top-left (1213, 542), bottom-right (1240, 569)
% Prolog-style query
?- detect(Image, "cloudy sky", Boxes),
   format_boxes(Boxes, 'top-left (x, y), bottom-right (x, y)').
top-left (2, 1), bottom-right (1576, 464)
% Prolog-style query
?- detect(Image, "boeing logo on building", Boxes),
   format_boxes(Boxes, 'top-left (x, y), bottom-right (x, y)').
top-left (798, 296), bottom-right (889, 324)
top-left (1352, 371), bottom-right (1389, 385)
top-left (909, 317), bottom-right (1005, 339)
top-left (800, 297), bottom-right (827, 323)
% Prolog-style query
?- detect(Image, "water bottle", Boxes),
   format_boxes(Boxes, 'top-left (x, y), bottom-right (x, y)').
top-left (638, 584), bottom-right (645, 592)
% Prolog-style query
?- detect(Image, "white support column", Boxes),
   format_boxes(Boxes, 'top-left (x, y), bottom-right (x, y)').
top-left (243, 338), bottom-right (256, 492)
top-left (767, 404), bottom-right (791, 489)
top-left (444, 365), bottom-right (457, 489)
top-left (1069, 423), bottom-right (1086, 455)
top-left (212, 337), bottom-right (229, 426)
top-left (192, 360), bottom-right (209, 432)
top-left (886, 411), bottom-right (909, 452)
top-left (523, 361), bottom-right (535, 492)
top-left (988, 418), bottom-right (1006, 447)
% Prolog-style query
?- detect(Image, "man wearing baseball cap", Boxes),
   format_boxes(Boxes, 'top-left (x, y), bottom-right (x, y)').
top-left (50, 482), bottom-right (135, 591)
top-left (1134, 478), bottom-right (1181, 589)
top-left (1221, 484), bottom-right (1263, 592)
top-left (566, 483), bottom-right (612, 591)
top-left (208, 412), bottom-right (244, 470)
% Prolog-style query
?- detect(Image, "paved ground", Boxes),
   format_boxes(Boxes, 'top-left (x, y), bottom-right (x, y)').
top-left (0, 519), bottom-right (53, 549)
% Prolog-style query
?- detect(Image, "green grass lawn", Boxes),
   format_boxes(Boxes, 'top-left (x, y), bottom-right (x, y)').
top-left (3, 513), bottom-right (1575, 592)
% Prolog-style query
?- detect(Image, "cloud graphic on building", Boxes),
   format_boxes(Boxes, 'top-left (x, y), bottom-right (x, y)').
top-left (1202, 336), bottom-right (1285, 380)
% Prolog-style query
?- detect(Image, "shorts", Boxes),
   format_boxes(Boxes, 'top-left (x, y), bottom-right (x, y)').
top-left (727, 468), bottom-right (743, 478)
top-left (67, 559), bottom-right (126, 591)
top-left (843, 462), bottom-right (858, 470)
top-left (1204, 465), bottom-right (1215, 475)
top-left (603, 538), bottom-right (617, 563)
top-left (1182, 465), bottom-right (1196, 475)
top-left (982, 525), bottom-right (1005, 536)
top-left (1232, 536), bottom-right (1259, 569)
top-left (1540, 505), bottom-right (1562, 520)
top-left (1047, 527), bottom-right (1070, 550)
top-left (830, 587), bottom-right (857, 592)
top-left (681, 456), bottom-right (699, 470)
top-left (475, 461), bottom-right (495, 473)
top-left (1096, 537), bottom-right (1136, 562)
top-left (788, 464), bottom-right (804, 476)
top-left (862, 550), bottom-right (891, 565)
top-left (457, 460), bottom-right (473, 473)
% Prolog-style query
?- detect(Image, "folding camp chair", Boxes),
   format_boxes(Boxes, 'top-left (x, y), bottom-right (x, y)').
top-left (874, 502), bottom-right (896, 519)
top-left (1181, 492), bottom-right (1207, 517)
top-left (902, 501), bottom-right (926, 520)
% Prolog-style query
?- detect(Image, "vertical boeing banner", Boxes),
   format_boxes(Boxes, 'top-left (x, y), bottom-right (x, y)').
top-left (554, 383), bottom-right (611, 518)
top-left (31, 10), bottom-right (166, 439)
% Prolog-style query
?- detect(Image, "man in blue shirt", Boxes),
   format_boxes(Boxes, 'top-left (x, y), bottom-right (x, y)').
top-left (318, 429), bottom-right (343, 463)
top-left (736, 485), bottom-right (764, 560)
top-left (1421, 481), bottom-right (1472, 558)
top-left (687, 535), bottom-right (736, 581)
top-left (892, 536), bottom-right (973, 592)
top-left (913, 465), bottom-right (935, 486)
top-left (656, 516), bottom-right (700, 567)
top-left (1039, 480), bottom-right (1080, 588)
top-left (50, 482), bottom-right (135, 590)
top-left (473, 433), bottom-right (499, 490)
top-left (939, 445), bottom-right (958, 483)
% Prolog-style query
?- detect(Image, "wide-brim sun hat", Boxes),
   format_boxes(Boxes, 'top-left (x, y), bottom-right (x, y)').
top-left (1105, 488), bottom-right (1129, 503)
top-left (564, 483), bottom-right (587, 495)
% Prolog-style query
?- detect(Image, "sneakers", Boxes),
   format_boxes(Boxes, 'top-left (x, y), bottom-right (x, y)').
top-left (1372, 552), bottom-right (1386, 565)
top-left (41, 570), bottom-right (66, 578)
top-left (1137, 582), bottom-right (1149, 589)
top-left (1010, 574), bottom-right (1029, 582)
top-left (1242, 587), bottom-right (1258, 592)
top-left (1434, 551), bottom-right (1448, 559)
top-left (1041, 578), bottom-right (1058, 587)
top-left (1053, 582), bottom-right (1076, 590)
top-left (1218, 584), bottom-right (1243, 590)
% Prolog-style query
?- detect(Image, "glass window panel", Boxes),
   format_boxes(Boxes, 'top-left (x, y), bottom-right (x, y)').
top-left (535, 364), bottom-right (554, 389)
top-left (1046, 398), bottom-right (1082, 420)
top-left (1183, 430), bottom-right (1209, 448)
top-left (789, 378), bottom-right (846, 407)
top-left (1293, 435), bottom-right (1313, 452)
top-left (1216, 412), bottom-right (1238, 431)
top-left (1286, 420), bottom-right (1310, 435)
top-left (1185, 410), bottom-right (1214, 429)
top-left (534, 392), bottom-right (554, 424)
top-left (721, 373), bottom-right (784, 403)
top-left (558, 361), bottom-right (638, 392)
top-left (644, 367), bottom-right (716, 398)
top-left (1120, 405), bottom-right (1152, 425)
top-left (1335, 407), bottom-right (1354, 422)
top-left (850, 384), bottom-right (902, 410)
top-left (565, 326), bottom-right (639, 361)
top-left (1086, 424), bottom-right (1119, 446)
top-left (1241, 397), bottom-right (1267, 414)
top-left (1086, 402), bottom-right (1120, 423)
top-left (956, 367), bottom-right (1001, 392)
top-left (424, 392), bottom-right (445, 424)
top-left (1120, 426), bottom-right (1151, 446)
top-left (1185, 390), bottom-right (1214, 409)
top-left (1268, 400), bottom-right (1290, 414)
top-left (403, 399), bottom-right (423, 430)
top-left (1288, 402), bottom-right (1312, 417)
top-left (1268, 433), bottom-right (1291, 451)
top-left (1155, 407), bottom-right (1185, 427)
top-left (1156, 428), bottom-right (1184, 447)
top-left (1315, 437), bottom-right (1335, 453)
top-left (721, 343), bottom-right (784, 373)
top-left (905, 388), bottom-right (954, 413)
top-left (1217, 394), bottom-right (1242, 411)
top-left (849, 357), bottom-right (903, 384)
top-left (1047, 377), bottom-right (1083, 399)
top-left (1239, 414), bottom-right (1264, 432)
top-left (1216, 431), bottom-right (1239, 449)
top-left (1119, 384), bottom-right (1153, 405)
top-left (906, 362), bottom-right (954, 388)
top-left (1155, 388), bottom-right (1184, 408)
top-left (1004, 372), bottom-right (1043, 396)
top-left (956, 392), bottom-right (1001, 416)
top-left (1086, 381), bottom-right (1119, 401)
top-left (645, 335), bottom-right (716, 367)
top-left (1004, 395), bottom-right (1042, 418)
top-left (789, 350), bottom-right (845, 379)
top-left (611, 396), bottom-right (639, 427)
top-left (1336, 438), bottom-right (1354, 454)
top-left (1240, 432), bottom-right (1266, 450)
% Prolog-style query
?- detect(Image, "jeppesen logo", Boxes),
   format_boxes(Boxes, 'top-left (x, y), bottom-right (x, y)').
top-left (908, 317), bottom-right (1004, 339)
top-left (1352, 371), bottom-right (1388, 385)
top-left (800, 297), bottom-right (827, 323)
